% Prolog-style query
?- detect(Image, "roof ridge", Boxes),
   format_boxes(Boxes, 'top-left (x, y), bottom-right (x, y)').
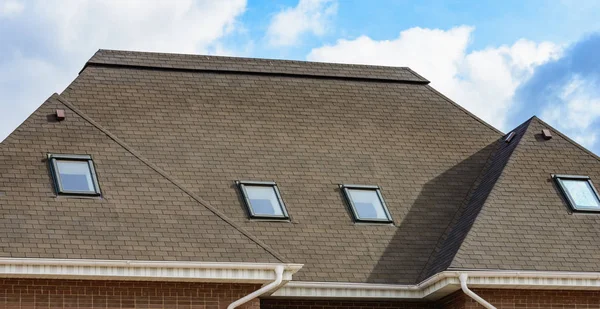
top-left (418, 117), bottom-right (533, 280)
top-left (53, 93), bottom-right (291, 264)
top-left (95, 48), bottom-right (420, 70)
top-left (81, 49), bottom-right (430, 83)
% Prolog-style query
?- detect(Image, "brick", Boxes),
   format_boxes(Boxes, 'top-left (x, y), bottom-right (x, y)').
top-left (0, 279), bottom-right (260, 309)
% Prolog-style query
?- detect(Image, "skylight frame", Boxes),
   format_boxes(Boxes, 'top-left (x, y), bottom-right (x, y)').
top-left (340, 184), bottom-right (393, 223)
top-left (236, 180), bottom-right (290, 220)
top-left (553, 174), bottom-right (600, 212)
top-left (48, 154), bottom-right (101, 196)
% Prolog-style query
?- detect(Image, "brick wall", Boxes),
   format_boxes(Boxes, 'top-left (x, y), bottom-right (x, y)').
top-left (436, 291), bottom-right (465, 309)
top-left (264, 289), bottom-right (600, 309)
top-left (4, 280), bottom-right (600, 309)
top-left (462, 289), bottom-right (600, 308)
top-left (262, 299), bottom-right (434, 309)
top-left (0, 279), bottom-right (261, 309)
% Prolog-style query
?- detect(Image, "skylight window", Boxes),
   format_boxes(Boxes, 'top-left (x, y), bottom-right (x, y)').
top-left (340, 184), bottom-right (393, 223)
top-left (236, 181), bottom-right (289, 219)
top-left (48, 154), bottom-right (101, 196)
top-left (553, 175), bottom-right (600, 212)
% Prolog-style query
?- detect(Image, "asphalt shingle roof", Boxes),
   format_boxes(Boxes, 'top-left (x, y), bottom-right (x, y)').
top-left (0, 94), bottom-right (283, 263)
top-left (449, 117), bottom-right (600, 272)
top-left (3, 49), bottom-right (600, 284)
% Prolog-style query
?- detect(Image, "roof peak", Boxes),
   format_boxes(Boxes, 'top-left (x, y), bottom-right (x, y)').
top-left (82, 49), bottom-right (430, 83)
top-left (528, 116), bottom-right (600, 163)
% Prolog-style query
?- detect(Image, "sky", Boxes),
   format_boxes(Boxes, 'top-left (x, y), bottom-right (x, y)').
top-left (2, 0), bottom-right (600, 153)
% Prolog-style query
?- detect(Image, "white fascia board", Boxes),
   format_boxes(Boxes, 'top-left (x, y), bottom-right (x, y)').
top-left (271, 271), bottom-right (600, 300)
top-left (462, 271), bottom-right (600, 290)
top-left (0, 258), bottom-right (303, 283)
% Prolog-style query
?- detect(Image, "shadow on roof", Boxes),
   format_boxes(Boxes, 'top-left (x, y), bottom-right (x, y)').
top-left (367, 141), bottom-right (499, 284)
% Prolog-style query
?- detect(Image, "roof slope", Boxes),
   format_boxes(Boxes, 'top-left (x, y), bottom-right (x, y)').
top-left (449, 117), bottom-right (600, 271)
top-left (0, 94), bottom-right (283, 262)
top-left (420, 119), bottom-right (532, 279)
top-left (55, 49), bottom-right (503, 284)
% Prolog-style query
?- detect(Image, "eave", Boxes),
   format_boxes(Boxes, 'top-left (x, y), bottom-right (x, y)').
top-left (270, 270), bottom-right (600, 300)
top-left (0, 258), bottom-right (302, 284)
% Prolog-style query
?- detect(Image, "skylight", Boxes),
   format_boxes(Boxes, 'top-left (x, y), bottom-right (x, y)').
top-left (48, 154), bottom-right (101, 196)
top-left (236, 181), bottom-right (289, 219)
top-left (340, 184), bottom-right (393, 223)
top-left (553, 175), bottom-right (600, 212)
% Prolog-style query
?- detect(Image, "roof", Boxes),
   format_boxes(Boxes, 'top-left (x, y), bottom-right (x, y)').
top-left (0, 94), bottom-right (284, 263)
top-left (420, 118), bottom-right (532, 279)
top-left (3, 49), bottom-right (600, 285)
top-left (449, 117), bottom-right (600, 272)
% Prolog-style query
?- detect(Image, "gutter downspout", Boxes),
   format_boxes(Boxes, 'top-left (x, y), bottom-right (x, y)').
top-left (228, 265), bottom-right (285, 309)
top-left (459, 274), bottom-right (495, 309)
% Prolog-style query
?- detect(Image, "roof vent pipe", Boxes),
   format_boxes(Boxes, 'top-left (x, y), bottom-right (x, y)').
top-left (55, 109), bottom-right (65, 121)
top-left (505, 131), bottom-right (516, 143)
top-left (459, 273), bottom-right (496, 309)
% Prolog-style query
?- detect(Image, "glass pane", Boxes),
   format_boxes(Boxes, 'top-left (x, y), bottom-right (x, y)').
top-left (245, 186), bottom-right (284, 216)
top-left (562, 179), bottom-right (600, 209)
top-left (348, 189), bottom-right (388, 220)
top-left (56, 160), bottom-right (95, 192)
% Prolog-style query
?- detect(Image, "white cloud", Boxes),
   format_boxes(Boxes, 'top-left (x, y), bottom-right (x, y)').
top-left (540, 76), bottom-right (600, 147)
top-left (308, 26), bottom-right (562, 130)
top-left (0, 0), bottom-right (247, 141)
top-left (34, 0), bottom-right (246, 55)
top-left (266, 0), bottom-right (337, 47)
top-left (0, 0), bottom-right (24, 17)
top-left (0, 52), bottom-right (69, 140)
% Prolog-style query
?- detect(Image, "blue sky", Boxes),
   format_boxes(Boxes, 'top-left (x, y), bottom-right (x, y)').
top-left (2, 0), bottom-right (600, 153)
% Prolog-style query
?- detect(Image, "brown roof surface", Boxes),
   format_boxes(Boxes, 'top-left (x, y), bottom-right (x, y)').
top-left (420, 119), bottom-right (532, 280)
top-left (59, 50), bottom-right (501, 284)
top-left (4, 49), bottom-right (600, 284)
top-left (0, 94), bottom-right (283, 263)
top-left (449, 117), bottom-right (600, 271)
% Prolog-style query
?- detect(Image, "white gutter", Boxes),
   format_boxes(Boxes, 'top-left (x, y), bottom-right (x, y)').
top-left (272, 270), bottom-right (600, 300)
top-left (228, 265), bottom-right (284, 309)
top-left (459, 273), bottom-right (495, 309)
top-left (0, 258), bottom-right (302, 283)
top-left (5, 258), bottom-right (600, 302)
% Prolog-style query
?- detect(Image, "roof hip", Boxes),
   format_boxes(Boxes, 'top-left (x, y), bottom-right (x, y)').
top-left (419, 117), bottom-right (534, 279)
